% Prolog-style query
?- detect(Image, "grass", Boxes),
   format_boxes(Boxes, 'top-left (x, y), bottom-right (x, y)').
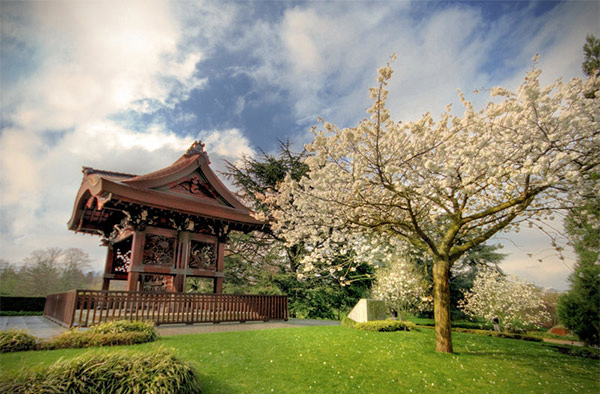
top-left (1, 326), bottom-right (598, 394)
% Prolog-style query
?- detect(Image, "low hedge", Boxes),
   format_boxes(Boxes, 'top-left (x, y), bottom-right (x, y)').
top-left (0, 347), bottom-right (202, 394)
top-left (42, 330), bottom-right (156, 350)
top-left (88, 319), bottom-right (157, 338)
top-left (342, 318), bottom-right (416, 332)
top-left (0, 296), bottom-right (46, 312)
top-left (544, 343), bottom-right (600, 359)
top-left (0, 320), bottom-right (158, 352)
top-left (0, 311), bottom-right (43, 316)
top-left (42, 320), bottom-right (158, 350)
top-left (453, 327), bottom-right (542, 342)
top-left (0, 330), bottom-right (38, 353)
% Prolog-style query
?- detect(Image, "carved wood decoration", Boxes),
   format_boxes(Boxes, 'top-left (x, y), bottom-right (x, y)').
top-left (112, 238), bottom-right (132, 274)
top-left (142, 234), bottom-right (175, 266)
top-left (173, 174), bottom-right (218, 199)
top-left (189, 240), bottom-right (217, 270)
top-left (141, 274), bottom-right (173, 293)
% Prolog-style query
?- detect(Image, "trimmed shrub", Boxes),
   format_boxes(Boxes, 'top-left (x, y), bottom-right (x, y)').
top-left (0, 347), bottom-right (202, 394)
top-left (342, 318), bottom-right (416, 332)
top-left (42, 330), bottom-right (156, 350)
top-left (0, 329), bottom-right (38, 353)
top-left (88, 319), bottom-right (157, 339)
top-left (0, 296), bottom-right (46, 312)
top-left (42, 320), bottom-right (157, 350)
top-left (356, 320), bottom-right (416, 332)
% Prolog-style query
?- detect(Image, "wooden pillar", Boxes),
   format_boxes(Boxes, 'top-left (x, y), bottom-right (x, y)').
top-left (102, 247), bottom-right (114, 291)
top-left (175, 231), bottom-right (190, 293)
top-left (127, 231), bottom-right (145, 292)
top-left (213, 241), bottom-right (225, 293)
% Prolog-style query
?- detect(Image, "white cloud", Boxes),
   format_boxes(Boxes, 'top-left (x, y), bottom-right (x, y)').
top-left (0, 1), bottom-right (252, 269)
top-left (2, 1), bottom-right (204, 134)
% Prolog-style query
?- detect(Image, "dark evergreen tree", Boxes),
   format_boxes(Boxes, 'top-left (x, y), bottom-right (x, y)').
top-left (223, 141), bottom-right (373, 318)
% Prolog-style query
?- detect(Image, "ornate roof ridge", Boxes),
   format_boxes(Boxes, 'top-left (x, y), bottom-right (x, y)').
top-left (82, 167), bottom-right (137, 178)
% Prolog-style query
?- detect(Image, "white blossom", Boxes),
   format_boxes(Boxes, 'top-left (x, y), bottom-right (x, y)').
top-left (371, 258), bottom-right (431, 320)
top-left (458, 269), bottom-right (551, 331)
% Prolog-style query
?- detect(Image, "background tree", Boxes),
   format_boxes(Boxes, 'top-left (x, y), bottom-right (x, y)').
top-left (269, 57), bottom-right (599, 352)
top-left (557, 195), bottom-right (600, 346)
top-left (371, 257), bottom-right (431, 320)
top-left (556, 36), bottom-right (600, 347)
top-left (449, 243), bottom-right (506, 319)
top-left (583, 34), bottom-right (600, 78)
top-left (458, 269), bottom-right (551, 332)
top-left (0, 248), bottom-right (100, 297)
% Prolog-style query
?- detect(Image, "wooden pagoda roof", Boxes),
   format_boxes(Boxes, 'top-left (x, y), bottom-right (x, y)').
top-left (68, 141), bottom-right (264, 236)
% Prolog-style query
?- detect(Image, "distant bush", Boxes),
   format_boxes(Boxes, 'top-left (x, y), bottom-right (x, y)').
top-left (0, 296), bottom-right (46, 312)
top-left (0, 330), bottom-right (38, 353)
top-left (342, 318), bottom-right (415, 332)
top-left (0, 347), bottom-right (202, 394)
top-left (42, 320), bottom-right (157, 350)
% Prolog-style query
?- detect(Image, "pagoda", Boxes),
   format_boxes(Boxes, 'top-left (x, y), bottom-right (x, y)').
top-left (67, 141), bottom-right (264, 294)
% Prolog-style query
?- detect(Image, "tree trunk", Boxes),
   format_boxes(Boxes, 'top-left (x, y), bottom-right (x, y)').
top-left (433, 257), bottom-right (453, 353)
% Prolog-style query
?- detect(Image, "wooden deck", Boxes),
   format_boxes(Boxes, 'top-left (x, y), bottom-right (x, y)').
top-left (44, 290), bottom-right (288, 328)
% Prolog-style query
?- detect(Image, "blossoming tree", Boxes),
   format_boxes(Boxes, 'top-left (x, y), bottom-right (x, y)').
top-left (371, 258), bottom-right (431, 320)
top-left (458, 269), bottom-right (550, 331)
top-left (269, 56), bottom-right (599, 353)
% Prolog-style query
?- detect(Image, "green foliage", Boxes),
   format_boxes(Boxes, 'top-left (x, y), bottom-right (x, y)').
top-left (224, 140), bottom-right (310, 216)
top-left (558, 193), bottom-right (600, 346)
top-left (342, 317), bottom-right (416, 332)
top-left (0, 296), bottom-right (47, 312)
top-left (355, 320), bottom-right (416, 332)
top-left (42, 330), bottom-right (155, 350)
top-left (558, 272), bottom-right (600, 347)
top-left (0, 347), bottom-right (201, 394)
top-left (42, 320), bottom-right (157, 350)
top-left (273, 266), bottom-right (372, 320)
top-left (88, 319), bottom-right (157, 337)
top-left (583, 34), bottom-right (600, 77)
top-left (0, 330), bottom-right (38, 353)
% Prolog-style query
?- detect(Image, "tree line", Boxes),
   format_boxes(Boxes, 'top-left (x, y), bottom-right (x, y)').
top-left (0, 248), bottom-right (102, 297)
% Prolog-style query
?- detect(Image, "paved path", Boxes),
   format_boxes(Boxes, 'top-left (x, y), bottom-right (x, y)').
top-left (0, 316), bottom-right (66, 339)
top-left (0, 316), bottom-right (339, 339)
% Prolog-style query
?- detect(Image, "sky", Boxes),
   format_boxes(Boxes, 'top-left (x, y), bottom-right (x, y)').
top-left (1, 0), bottom-right (598, 290)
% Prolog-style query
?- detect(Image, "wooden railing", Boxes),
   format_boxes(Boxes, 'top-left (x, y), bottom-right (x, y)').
top-left (44, 290), bottom-right (288, 328)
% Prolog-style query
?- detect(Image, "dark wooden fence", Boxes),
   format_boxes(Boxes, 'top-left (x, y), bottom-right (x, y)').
top-left (44, 290), bottom-right (288, 328)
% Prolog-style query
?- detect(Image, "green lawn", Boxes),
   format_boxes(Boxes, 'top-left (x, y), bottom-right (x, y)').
top-left (1, 326), bottom-right (598, 394)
